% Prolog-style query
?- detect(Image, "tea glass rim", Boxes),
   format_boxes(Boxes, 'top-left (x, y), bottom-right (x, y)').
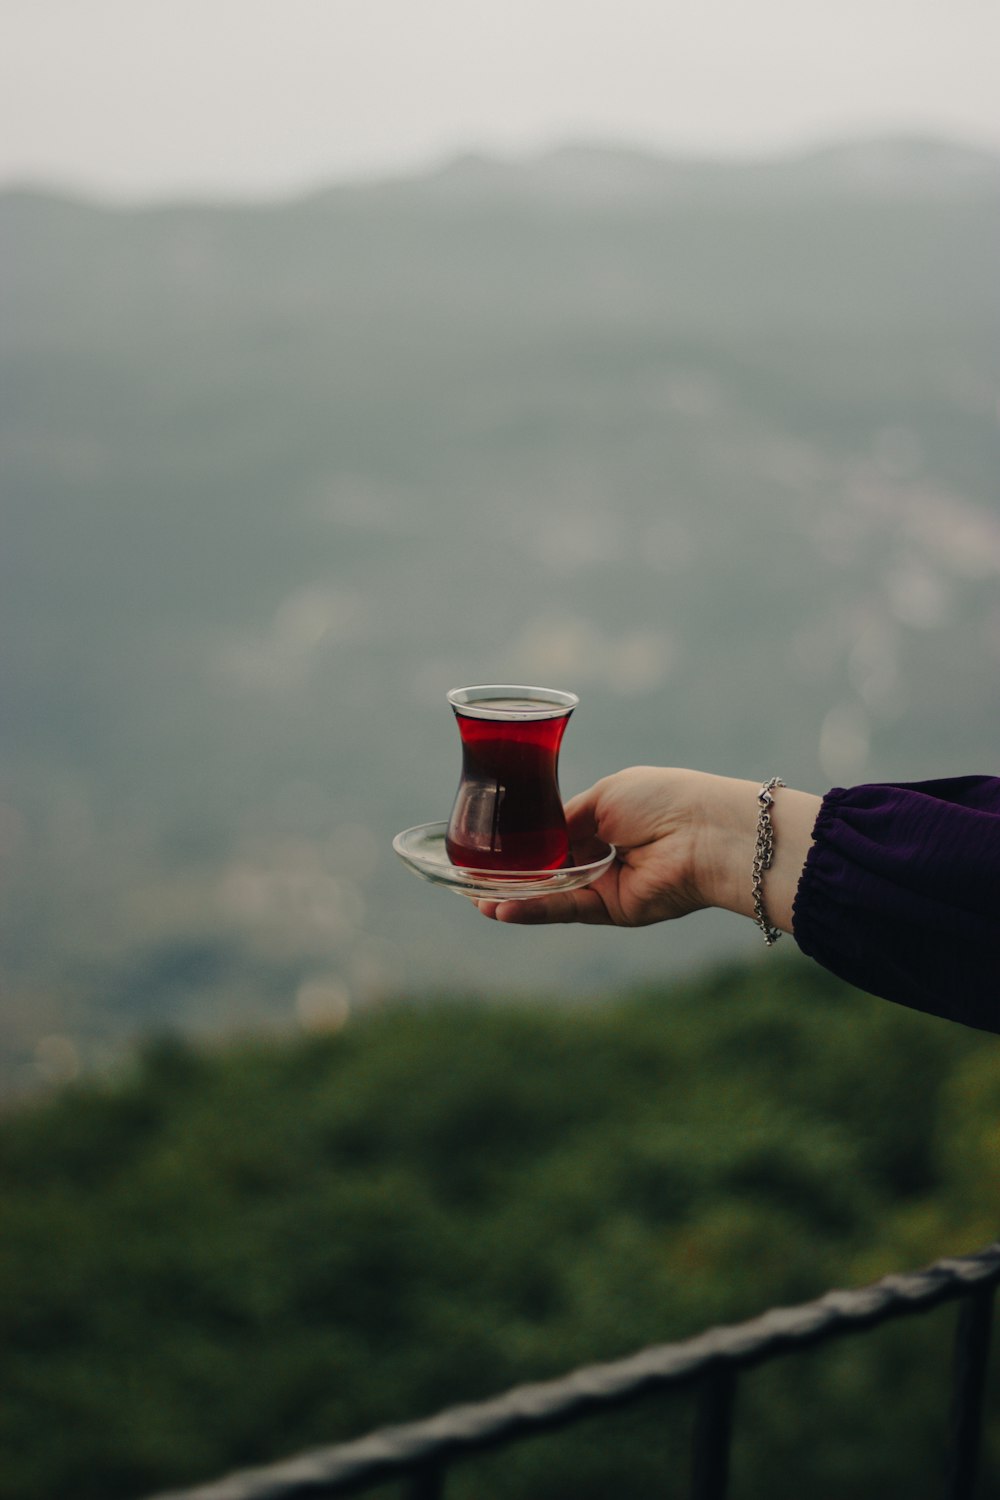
top-left (446, 684), bottom-right (579, 722)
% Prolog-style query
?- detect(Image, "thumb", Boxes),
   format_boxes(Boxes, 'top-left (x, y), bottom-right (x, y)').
top-left (564, 783), bottom-right (601, 843)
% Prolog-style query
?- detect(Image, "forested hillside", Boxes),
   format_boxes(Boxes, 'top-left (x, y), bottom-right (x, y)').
top-left (2, 959), bottom-right (998, 1499)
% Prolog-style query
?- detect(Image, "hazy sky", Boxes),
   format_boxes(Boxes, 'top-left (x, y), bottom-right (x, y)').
top-left (3, 0), bottom-right (999, 200)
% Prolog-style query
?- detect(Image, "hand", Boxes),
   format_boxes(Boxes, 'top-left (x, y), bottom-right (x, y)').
top-left (475, 767), bottom-right (820, 932)
top-left (476, 767), bottom-right (728, 927)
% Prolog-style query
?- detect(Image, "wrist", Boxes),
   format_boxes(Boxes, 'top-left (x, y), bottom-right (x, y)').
top-left (693, 775), bottom-right (821, 934)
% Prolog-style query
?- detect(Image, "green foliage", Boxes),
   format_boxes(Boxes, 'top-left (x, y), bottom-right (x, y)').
top-left (0, 958), bottom-right (997, 1499)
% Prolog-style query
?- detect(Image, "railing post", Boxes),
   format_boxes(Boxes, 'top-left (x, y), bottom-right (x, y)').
top-left (691, 1365), bottom-right (737, 1500)
top-left (943, 1284), bottom-right (995, 1500)
top-left (404, 1459), bottom-right (447, 1500)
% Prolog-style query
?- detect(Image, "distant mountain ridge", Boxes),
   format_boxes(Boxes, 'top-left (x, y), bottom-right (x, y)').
top-left (420, 135), bottom-right (1000, 206)
top-left (2, 133), bottom-right (998, 215)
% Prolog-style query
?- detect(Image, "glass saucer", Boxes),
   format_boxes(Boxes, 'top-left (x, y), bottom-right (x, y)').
top-left (393, 822), bottom-right (616, 901)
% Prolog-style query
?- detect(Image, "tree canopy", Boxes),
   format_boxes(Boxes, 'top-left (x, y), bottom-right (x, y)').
top-left (1, 957), bottom-right (997, 1499)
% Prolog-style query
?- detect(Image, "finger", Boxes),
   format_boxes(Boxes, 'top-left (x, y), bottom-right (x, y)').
top-left (481, 886), bottom-right (614, 925)
top-left (564, 784), bottom-right (601, 840)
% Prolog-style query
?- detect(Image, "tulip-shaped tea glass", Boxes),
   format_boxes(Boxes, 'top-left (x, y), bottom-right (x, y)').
top-left (444, 684), bottom-right (578, 873)
top-left (392, 683), bottom-right (614, 899)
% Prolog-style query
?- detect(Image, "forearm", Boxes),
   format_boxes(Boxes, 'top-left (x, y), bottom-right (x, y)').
top-left (692, 775), bottom-right (822, 934)
top-left (793, 775), bottom-right (1000, 1032)
top-left (704, 772), bottom-right (1000, 1032)
top-left (480, 763), bottom-right (1000, 1034)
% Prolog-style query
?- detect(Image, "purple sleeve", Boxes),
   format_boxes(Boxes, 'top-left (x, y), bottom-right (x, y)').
top-left (792, 776), bottom-right (1000, 1033)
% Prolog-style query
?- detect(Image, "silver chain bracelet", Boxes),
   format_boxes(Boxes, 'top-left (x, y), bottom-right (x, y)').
top-left (752, 777), bottom-right (785, 946)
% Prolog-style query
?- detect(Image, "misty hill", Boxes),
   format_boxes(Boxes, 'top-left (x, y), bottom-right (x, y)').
top-left (1, 138), bottom-right (999, 1089)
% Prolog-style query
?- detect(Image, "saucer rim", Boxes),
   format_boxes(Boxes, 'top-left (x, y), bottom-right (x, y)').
top-left (392, 820), bottom-right (616, 898)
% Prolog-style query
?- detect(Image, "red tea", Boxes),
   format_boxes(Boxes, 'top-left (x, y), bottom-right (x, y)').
top-left (444, 689), bottom-right (576, 873)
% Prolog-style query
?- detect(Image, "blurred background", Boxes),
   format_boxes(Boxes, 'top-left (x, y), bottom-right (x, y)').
top-left (2, 0), bottom-right (998, 1088)
top-left (1, 4), bottom-right (999, 1497)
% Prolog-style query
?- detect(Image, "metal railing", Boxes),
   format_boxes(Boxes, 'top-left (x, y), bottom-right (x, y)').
top-left (145, 1240), bottom-right (1000, 1500)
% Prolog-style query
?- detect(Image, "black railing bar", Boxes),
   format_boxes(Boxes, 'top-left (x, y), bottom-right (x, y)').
top-left (690, 1365), bottom-right (737, 1500)
top-left (403, 1458), bottom-right (446, 1500)
top-left (142, 1241), bottom-right (1000, 1500)
top-left (943, 1283), bottom-right (996, 1500)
